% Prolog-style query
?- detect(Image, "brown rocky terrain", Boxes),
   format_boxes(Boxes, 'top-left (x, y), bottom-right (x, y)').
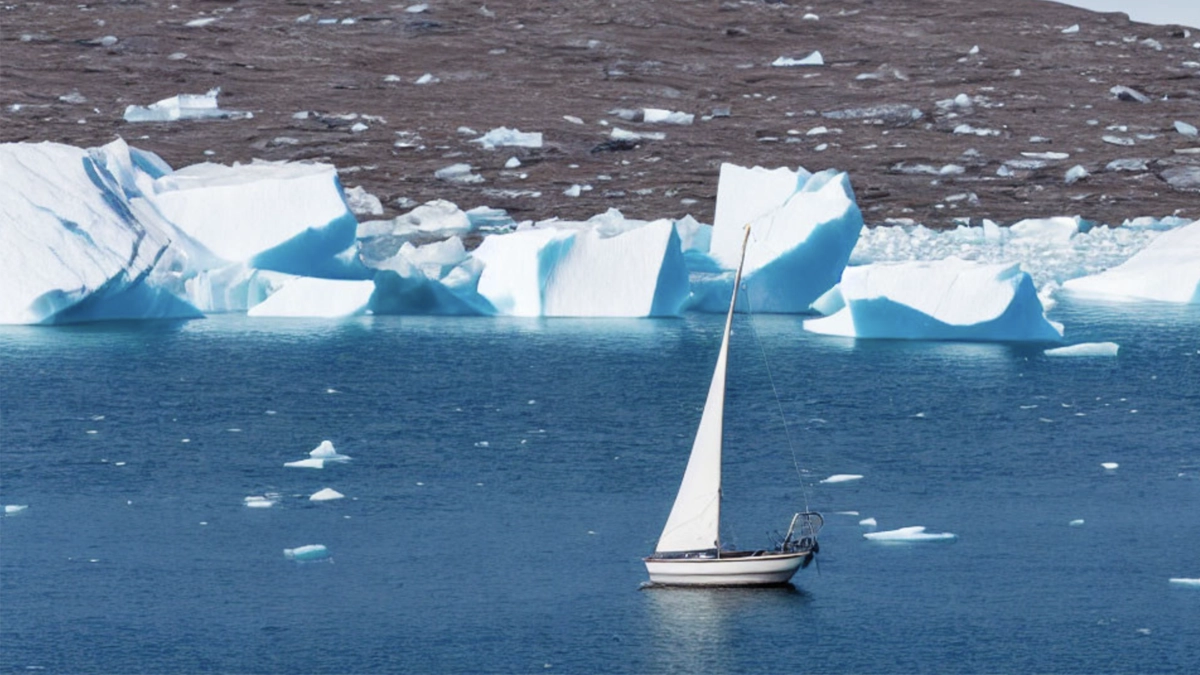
top-left (3, 0), bottom-right (1198, 228)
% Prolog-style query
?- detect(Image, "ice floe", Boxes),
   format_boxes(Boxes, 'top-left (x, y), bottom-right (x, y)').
top-left (123, 88), bottom-right (250, 122)
top-left (1062, 220), bottom-right (1200, 303)
top-left (244, 494), bottom-right (280, 508)
top-left (283, 544), bottom-right (329, 561)
top-left (471, 127), bottom-right (543, 150)
top-left (309, 488), bottom-right (345, 501)
top-left (1169, 578), bottom-right (1200, 588)
top-left (5, 504), bottom-right (29, 516)
top-left (820, 474), bottom-right (864, 484)
top-left (863, 526), bottom-right (958, 543)
top-left (1045, 342), bottom-right (1119, 357)
top-left (1102, 462), bottom-right (1119, 470)
top-left (772, 51), bottom-right (824, 67)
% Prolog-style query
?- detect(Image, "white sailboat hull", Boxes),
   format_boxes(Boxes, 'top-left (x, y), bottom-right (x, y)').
top-left (644, 551), bottom-right (811, 587)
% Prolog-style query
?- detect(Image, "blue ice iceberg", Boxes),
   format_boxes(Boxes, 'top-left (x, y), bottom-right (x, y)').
top-left (804, 258), bottom-right (1064, 342)
top-left (691, 164), bottom-right (863, 313)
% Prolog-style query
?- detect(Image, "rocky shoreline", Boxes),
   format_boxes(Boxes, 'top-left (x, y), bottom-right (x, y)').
top-left (3, 0), bottom-right (1198, 228)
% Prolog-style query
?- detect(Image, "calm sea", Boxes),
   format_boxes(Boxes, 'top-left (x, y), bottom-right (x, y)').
top-left (2, 300), bottom-right (1198, 674)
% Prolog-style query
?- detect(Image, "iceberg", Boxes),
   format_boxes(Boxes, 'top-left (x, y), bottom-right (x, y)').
top-left (696, 164), bottom-right (863, 313)
top-left (772, 51), bottom-right (824, 67)
top-left (284, 458), bottom-right (326, 469)
top-left (1169, 578), bottom-right (1200, 588)
top-left (0, 140), bottom-right (204, 325)
top-left (1044, 342), bottom-right (1119, 357)
top-left (863, 526), bottom-right (958, 543)
top-left (5, 505), bottom-right (29, 516)
top-left (283, 544), bottom-right (329, 561)
top-left (309, 488), bottom-right (345, 501)
top-left (309, 440), bottom-right (351, 463)
top-left (471, 127), bottom-right (543, 149)
top-left (473, 217), bottom-right (688, 317)
top-left (246, 277), bottom-right (374, 317)
top-left (184, 264), bottom-right (294, 313)
top-left (820, 474), bottom-right (864, 484)
top-left (123, 87), bottom-right (251, 122)
top-left (244, 494), bottom-right (280, 508)
top-left (1061, 220), bottom-right (1200, 303)
top-left (804, 258), bottom-right (1064, 342)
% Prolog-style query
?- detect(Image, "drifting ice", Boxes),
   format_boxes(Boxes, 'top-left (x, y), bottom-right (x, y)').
top-left (805, 258), bottom-right (1064, 342)
top-left (5, 505), bottom-right (28, 516)
top-left (123, 88), bottom-right (251, 122)
top-left (820, 474), bottom-right (864, 483)
top-left (309, 488), bottom-right (345, 501)
top-left (471, 127), bottom-right (543, 149)
top-left (1169, 578), bottom-right (1200, 588)
top-left (309, 440), bottom-right (352, 462)
top-left (1044, 342), bottom-right (1119, 357)
top-left (283, 544), bottom-right (329, 561)
top-left (1062, 220), bottom-right (1200, 303)
top-left (772, 51), bottom-right (824, 67)
top-left (864, 526), bottom-right (958, 543)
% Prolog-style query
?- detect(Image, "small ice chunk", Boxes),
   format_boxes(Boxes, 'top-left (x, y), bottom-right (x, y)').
top-left (563, 184), bottom-right (582, 197)
top-left (435, 163), bottom-right (484, 184)
top-left (954, 124), bottom-right (1000, 136)
top-left (772, 51), bottom-right (824, 67)
top-left (415, 73), bottom-right (439, 85)
top-left (1169, 578), bottom-right (1200, 588)
top-left (309, 488), bottom-right (345, 501)
top-left (384, 74), bottom-right (401, 82)
top-left (642, 108), bottom-right (694, 125)
top-left (859, 517), bottom-right (877, 527)
top-left (504, 156), bottom-right (522, 169)
top-left (864, 526), bottom-right (957, 543)
top-left (1102, 462), bottom-right (1119, 470)
top-left (5, 505), bottom-right (29, 516)
top-left (284, 458), bottom-right (325, 469)
top-left (123, 87), bottom-right (250, 122)
top-left (820, 474), bottom-right (864, 484)
top-left (1069, 519), bottom-right (1085, 526)
top-left (244, 494), bottom-right (279, 508)
top-left (1062, 24), bottom-right (1080, 34)
top-left (803, 13), bottom-right (819, 21)
top-left (1045, 342), bottom-right (1119, 357)
top-left (1102, 135), bottom-right (1135, 146)
top-left (968, 45), bottom-right (980, 55)
top-left (1109, 85), bottom-right (1150, 103)
top-left (472, 127), bottom-right (543, 149)
top-left (185, 17), bottom-right (219, 27)
top-left (283, 544), bottom-right (329, 561)
top-left (1064, 165), bottom-right (1090, 185)
top-left (344, 185), bottom-right (384, 216)
top-left (309, 440), bottom-right (351, 462)
top-left (1175, 120), bottom-right (1199, 137)
top-left (350, 122), bottom-right (368, 133)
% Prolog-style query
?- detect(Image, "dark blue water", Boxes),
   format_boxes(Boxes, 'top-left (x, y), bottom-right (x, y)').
top-left (2, 301), bottom-right (1198, 674)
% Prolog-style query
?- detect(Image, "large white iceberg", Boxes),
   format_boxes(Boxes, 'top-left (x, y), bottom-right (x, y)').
top-left (1061, 220), bottom-right (1200, 303)
top-left (693, 164), bottom-right (863, 313)
top-left (148, 159), bottom-right (367, 279)
top-left (805, 258), bottom-right (1064, 342)
top-left (0, 140), bottom-right (203, 324)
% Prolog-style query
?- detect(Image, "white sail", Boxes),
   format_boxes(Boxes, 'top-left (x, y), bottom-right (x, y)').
top-left (654, 226), bottom-right (751, 553)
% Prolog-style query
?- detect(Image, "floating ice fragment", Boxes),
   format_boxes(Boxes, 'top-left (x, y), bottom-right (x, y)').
top-left (642, 108), bottom-right (694, 125)
top-left (820, 474), bottom-right (864, 484)
top-left (1063, 220), bottom-right (1200, 303)
top-left (1169, 578), bottom-right (1200, 588)
top-left (772, 51), bottom-right (824, 67)
top-left (435, 163), bottom-right (484, 184)
top-left (472, 127), bottom-right (543, 149)
top-left (285, 458), bottom-right (325, 469)
top-left (1106, 158), bottom-right (1148, 172)
top-left (1176, 121), bottom-right (1199, 137)
top-left (309, 440), bottom-right (351, 462)
top-left (864, 526), bottom-right (957, 543)
top-left (1065, 165), bottom-right (1089, 184)
top-left (1062, 24), bottom-right (1079, 34)
top-left (859, 517), bottom-right (877, 527)
top-left (350, 122), bottom-right (368, 133)
top-left (610, 127), bottom-right (665, 141)
top-left (309, 488), bottom-right (345, 501)
top-left (406, 3), bottom-right (429, 12)
top-left (968, 45), bottom-right (979, 55)
top-left (802, 13), bottom-right (819, 20)
top-left (954, 124), bottom-right (1000, 137)
top-left (244, 494), bottom-right (280, 508)
top-left (123, 87), bottom-right (250, 122)
top-left (283, 544), bottom-right (329, 561)
top-left (504, 157), bottom-right (521, 169)
top-left (1109, 85), bottom-right (1150, 103)
top-left (344, 185), bottom-right (384, 216)
top-left (1024, 151), bottom-right (1069, 160)
top-left (1102, 135), bottom-right (1135, 146)
top-left (1102, 462), bottom-right (1119, 470)
top-left (185, 17), bottom-right (219, 27)
top-left (5, 505), bottom-right (28, 516)
top-left (1044, 342), bottom-right (1119, 357)
top-left (1069, 519), bottom-right (1085, 526)
top-left (415, 73), bottom-right (438, 85)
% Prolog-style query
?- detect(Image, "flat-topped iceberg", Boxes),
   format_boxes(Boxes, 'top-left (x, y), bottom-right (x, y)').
top-left (1061, 220), bottom-right (1200, 303)
top-left (864, 526), bottom-right (958, 543)
top-left (694, 164), bottom-right (863, 313)
top-left (804, 258), bottom-right (1064, 342)
top-left (1044, 342), bottom-right (1120, 357)
top-left (0, 140), bottom-right (203, 324)
top-left (123, 87), bottom-right (251, 123)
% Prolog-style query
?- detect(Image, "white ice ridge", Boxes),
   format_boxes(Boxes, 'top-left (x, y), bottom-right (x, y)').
top-left (805, 258), bottom-right (1064, 342)
top-left (695, 164), bottom-right (863, 313)
top-left (1062, 219), bottom-right (1200, 304)
top-left (820, 474), bottom-right (864, 483)
top-left (0, 140), bottom-right (203, 324)
top-left (1044, 342), bottom-right (1120, 357)
top-left (863, 526), bottom-right (958, 543)
top-left (309, 488), bottom-right (345, 501)
top-left (283, 544), bottom-right (329, 561)
top-left (123, 87), bottom-right (251, 122)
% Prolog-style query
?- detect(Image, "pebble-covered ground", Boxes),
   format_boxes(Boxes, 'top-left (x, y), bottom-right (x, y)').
top-left (3, 0), bottom-right (1198, 227)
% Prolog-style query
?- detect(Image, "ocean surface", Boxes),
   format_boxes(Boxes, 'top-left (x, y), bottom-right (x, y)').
top-left (2, 300), bottom-right (1198, 674)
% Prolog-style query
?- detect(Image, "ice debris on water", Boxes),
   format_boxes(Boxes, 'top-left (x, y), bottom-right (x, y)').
top-left (435, 163), bottom-right (484, 184)
top-left (285, 440), bottom-right (351, 468)
top-left (1062, 24), bottom-right (1080, 34)
top-left (859, 517), bottom-right (877, 527)
top-left (1176, 121), bottom-right (1199, 138)
top-left (642, 108), bottom-right (694, 125)
top-left (471, 127), bottom-right (543, 150)
top-left (1069, 519), bottom-right (1085, 526)
top-left (1044, 342), bottom-right (1119, 357)
top-left (343, 186), bottom-right (383, 216)
top-left (772, 51), bottom-right (824, 67)
top-left (244, 494), bottom-right (280, 508)
top-left (1169, 578), bottom-right (1200, 588)
top-left (820, 474), bottom-right (864, 484)
top-left (1110, 85), bottom-right (1151, 103)
top-left (1065, 165), bottom-right (1089, 185)
top-left (1102, 462), bottom-right (1119, 470)
top-left (123, 88), bottom-right (251, 122)
top-left (283, 544), bottom-right (329, 561)
top-left (864, 526), bottom-right (958, 543)
top-left (309, 487), bottom-right (345, 501)
top-left (5, 505), bottom-right (29, 516)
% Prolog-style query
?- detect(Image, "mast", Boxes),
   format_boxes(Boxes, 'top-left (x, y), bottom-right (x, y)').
top-left (654, 225), bottom-right (752, 554)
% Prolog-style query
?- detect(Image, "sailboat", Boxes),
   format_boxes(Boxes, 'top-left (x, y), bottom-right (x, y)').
top-left (644, 225), bottom-right (823, 587)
